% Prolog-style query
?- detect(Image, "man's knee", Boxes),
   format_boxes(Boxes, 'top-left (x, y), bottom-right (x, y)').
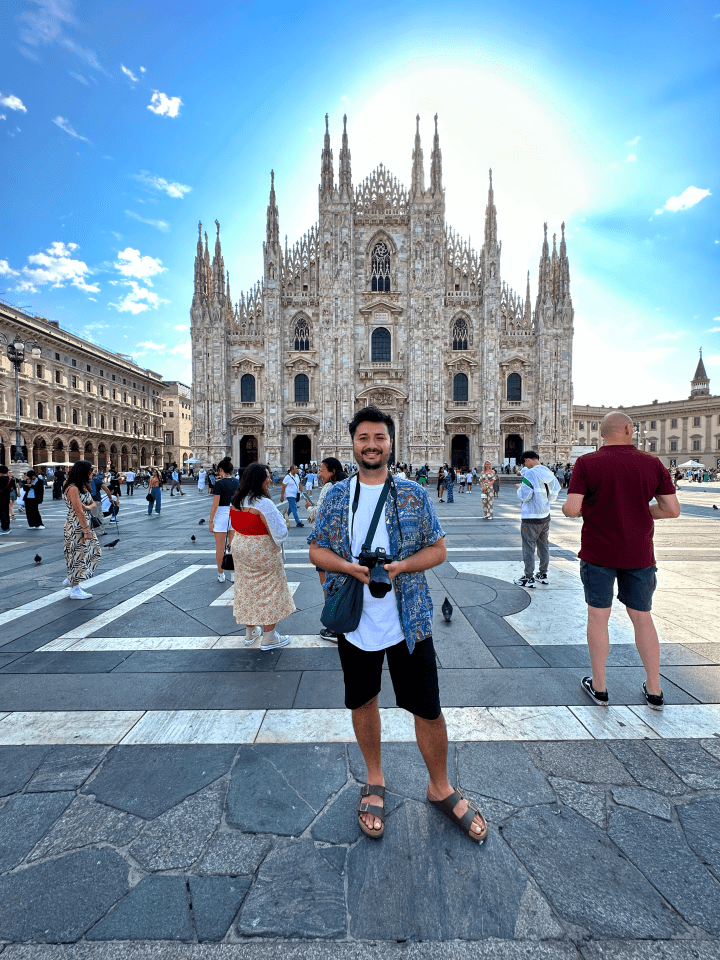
top-left (414, 709), bottom-right (444, 727)
top-left (353, 695), bottom-right (379, 714)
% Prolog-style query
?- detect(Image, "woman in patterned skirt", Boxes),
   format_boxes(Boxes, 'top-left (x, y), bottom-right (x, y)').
top-left (230, 462), bottom-right (295, 652)
top-left (62, 460), bottom-right (101, 599)
top-left (479, 460), bottom-right (498, 520)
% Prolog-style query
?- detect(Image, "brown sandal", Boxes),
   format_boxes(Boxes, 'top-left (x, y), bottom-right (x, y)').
top-left (357, 783), bottom-right (386, 838)
top-left (427, 786), bottom-right (488, 842)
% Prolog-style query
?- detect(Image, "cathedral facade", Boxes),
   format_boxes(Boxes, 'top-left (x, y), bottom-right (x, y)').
top-left (190, 115), bottom-right (574, 471)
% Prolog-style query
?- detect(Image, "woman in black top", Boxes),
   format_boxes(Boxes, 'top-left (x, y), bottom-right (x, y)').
top-left (208, 457), bottom-right (239, 582)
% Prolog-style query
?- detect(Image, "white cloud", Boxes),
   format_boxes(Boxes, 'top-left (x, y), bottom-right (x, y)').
top-left (704, 354), bottom-right (720, 365)
top-left (625, 153), bottom-right (637, 163)
top-left (654, 186), bottom-right (711, 215)
top-left (0, 115), bottom-right (5, 121)
top-left (0, 260), bottom-right (19, 276)
top-left (15, 241), bottom-right (99, 294)
top-left (69, 71), bottom-right (89, 85)
top-left (658, 330), bottom-right (687, 340)
top-left (125, 210), bottom-right (169, 232)
top-left (169, 343), bottom-right (191, 358)
top-left (52, 116), bottom-right (89, 142)
top-left (625, 135), bottom-right (641, 147)
top-left (121, 64), bottom-right (139, 83)
top-left (110, 280), bottom-right (169, 315)
top-left (147, 91), bottom-right (182, 118)
top-left (114, 247), bottom-right (166, 281)
top-left (131, 171), bottom-right (191, 199)
top-left (0, 93), bottom-right (27, 112)
top-left (172, 323), bottom-right (189, 331)
top-left (136, 340), bottom-right (167, 350)
top-left (140, 66), bottom-right (146, 73)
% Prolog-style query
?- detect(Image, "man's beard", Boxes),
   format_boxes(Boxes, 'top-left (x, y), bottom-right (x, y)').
top-left (356, 449), bottom-right (390, 472)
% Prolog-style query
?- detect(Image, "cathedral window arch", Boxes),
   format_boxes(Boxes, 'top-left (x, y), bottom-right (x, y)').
top-left (371, 241), bottom-right (391, 292)
top-left (241, 374), bottom-right (256, 403)
top-left (452, 317), bottom-right (470, 351)
top-left (507, 372), bottom-right (522, 402)
top-left (294, 374), bottom-right (309, 403)
top-left (371, 327), bottom-right (391, 362)
top-left (453, 373), bottom-right (469, 402)
top-left (292, 316), bottom-right (310, 351)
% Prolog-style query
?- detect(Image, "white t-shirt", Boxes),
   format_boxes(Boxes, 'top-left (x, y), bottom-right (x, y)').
top-left (345, 478), bottom-right (404, 653)
top-left (466, 472), bottom-right (473, 483)
top-left (283, 473), bottom-right (300, 498)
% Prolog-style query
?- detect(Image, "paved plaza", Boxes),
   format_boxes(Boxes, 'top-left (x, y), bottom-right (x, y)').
top-left (0, 479), bottom-right (719, 957)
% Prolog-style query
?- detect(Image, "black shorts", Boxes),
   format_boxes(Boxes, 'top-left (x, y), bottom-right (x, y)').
top-left (336, 634), bottom-right (441, 720)
top-left (580, 560), bottom-right (657, 612)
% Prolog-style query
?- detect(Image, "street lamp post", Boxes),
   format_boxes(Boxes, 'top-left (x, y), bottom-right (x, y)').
top-left (0, 333), bottom-right (42, 473)
top-left (633, 421), bottom-right (646, 452)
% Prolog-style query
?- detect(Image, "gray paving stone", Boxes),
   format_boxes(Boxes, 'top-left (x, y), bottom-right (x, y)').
top-left (0, 746), bottom-right (51, 797)
top-left (189, 876), bottom-right (251, 942)
top-left (491, 646), bottom-right (549, 668)
top-left (684, 644), bottom-right (720, 665)
top-left (433, 637), bottom-right (501, 669)
top-left (607, 807), bottom-right (720, 935)
top-left (611, 787), bottom-right (672, 820)
top-left (85, 745), bottom-right (237, 819)
top-left (195, 832), bottom-right (274, 876)
top-left (26, 746), bottom-right (111, 792)
top-left (94, 600), bottom-right (209, 638)
top-left (274, 648), bottom-right (341, 671)
top-left (86, 876), bottom-right (193, 941)
top-left (347, 800), bottom-right (552, 940)
top-left (226, 745), bottom-right (346, 836)
top-left (111, 649), bottom-right (279, 673)
top-left (548, 777), bottom-right (606, 827)
top-left (657, 644), bottom-right (716, 666)
top-left (0, 848), bottom-right (129, 943)
top-left (349, 741), bottom-right (449, 802)
top-left (0, 792), bottom-right (74, 871)
top-left (700, 737), bottom-right (720, 762)
top-left (29, 794), bottom-right (143, 862)
top-left (535, 645), bottom-right (591, 668)
top-left (237, 840), bottom-right (346, 938)
top-left (310, 783), bottom-right (404, 844)
top-left (524, 742), bottom-right (635, 785)
top-left (581, 942), bottom-right (720, 960)
top-left (463, 606), bottom-right (526, 646)
top-left (659, 665), bottom-right (720, 703)
top-left (605, 740), bottom-right (687, 796)
top-left (315, 843), bottom-right (346, 873)
top-left (0, 652), bottom-right (131, 674)
top-left (440, 578), bottom-right (496, 608)
top-left (482, 587), bottom-right (533, 617)
top-left (677, 796), bottom-right (720, 882)
top-left (128, 780), bottom-right (225, 871)
top-left (463, 792), bottom-right (518, 824)
top-left (457, 742), bottom-right (555, 806)
top-left (502, 805), bottom-right (686, 938)
top-left (648, 739), bottom-right (720, 789)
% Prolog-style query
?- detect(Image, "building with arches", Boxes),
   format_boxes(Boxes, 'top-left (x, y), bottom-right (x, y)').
top-left (161, 381), bottom-right (193, 470)
top-left (0, 301), bottom-right (165, 473)
top-left (190, 115), bottom-right (574, 470)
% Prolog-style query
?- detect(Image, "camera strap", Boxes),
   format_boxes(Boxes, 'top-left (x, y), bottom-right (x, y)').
top-left (350, 475), bottom-right (391, 557)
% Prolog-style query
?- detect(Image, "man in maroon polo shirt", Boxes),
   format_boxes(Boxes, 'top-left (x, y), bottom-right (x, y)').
top-left (562, 411), bottom-right (680, 711)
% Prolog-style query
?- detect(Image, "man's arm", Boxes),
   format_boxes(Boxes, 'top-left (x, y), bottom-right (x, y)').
top-left (384, 538), bottom-right (446, 579)
top-left (308, 544), bottom-right (371, 584)
top-left (650, 493), bottom-right (680, 519)
top-left (280, 482), bottom-right (287, 502)
top-left (562, 493), bottom-right (584, 517)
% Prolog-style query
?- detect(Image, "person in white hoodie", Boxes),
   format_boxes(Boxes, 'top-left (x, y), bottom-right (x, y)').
top-left (514, 451), bottom-right (560, 588)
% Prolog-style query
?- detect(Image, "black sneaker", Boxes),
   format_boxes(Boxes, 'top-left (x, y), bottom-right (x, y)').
top-left (296, 522), bottom-right (305, 527)
top-left (581, 676), bottom-right (609, 705)
top-left (535, 574), bottom-right (549, 585)
top-left (319, 628), bottom-right (338, 643)
top-left (513, 576), bottom-right (535, 588)
top-left (642, 682), bottom-right (664, 711)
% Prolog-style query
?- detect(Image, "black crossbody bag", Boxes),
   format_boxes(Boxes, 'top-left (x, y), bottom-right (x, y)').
top-left (320, 476), bottom-right (391, 635)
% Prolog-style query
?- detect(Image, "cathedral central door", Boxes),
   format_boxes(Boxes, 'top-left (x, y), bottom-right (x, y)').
top-left (293, 434), bottom-right (311, 467)
top-left (504, 433), bottom-right (523, 463)
top-left (240, 435), bottom-right (258, 468)
top-left (451, 434), bottom-right (469, 469)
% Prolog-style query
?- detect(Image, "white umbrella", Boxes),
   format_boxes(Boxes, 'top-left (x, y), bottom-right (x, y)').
top-left (187, 457), bottom-right (203, 464)
top-left (678, 460), bottom-right (704, 468)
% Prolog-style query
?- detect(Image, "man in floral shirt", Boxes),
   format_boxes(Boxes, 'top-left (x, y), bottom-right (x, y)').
top-left (309, 406), bottom-right (487, 844)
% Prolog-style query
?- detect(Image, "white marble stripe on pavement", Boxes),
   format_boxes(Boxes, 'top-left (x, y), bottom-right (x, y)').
top-left (0, 542), bottom-right (24, 549)
top-left (1, 704), bottom-right (719, 745)
top-left (37, 632), bottom-right (339, 651)
top-left (44, 565), bottom-right (216, 647)
top-left (0, 551), bottom-right (173, 627)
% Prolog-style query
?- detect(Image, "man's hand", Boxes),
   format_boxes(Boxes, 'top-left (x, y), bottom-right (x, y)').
top-left (347, 562), bottom-right (371, 585)
top-left (383, 561), bottom-right (405, 581)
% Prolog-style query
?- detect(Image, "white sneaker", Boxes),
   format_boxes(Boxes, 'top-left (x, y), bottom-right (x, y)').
top-left (0, 530), bottom-right (9, 535)
top-left (217, 572), bottom-right (225, 582)
top-left (36, 525), bottom-right (45, 530)
top-left (69, 586), bottom-right (92, 599)
top-left (245, 625), bottom-right (263, 646)
top-left (260, 631), bottom-right (291, 651)
top-left (63, 578), bottom-right (70, 586)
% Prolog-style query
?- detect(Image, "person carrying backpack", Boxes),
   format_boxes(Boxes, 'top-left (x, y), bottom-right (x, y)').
top-left (514, 451), bottom-right (560, 588)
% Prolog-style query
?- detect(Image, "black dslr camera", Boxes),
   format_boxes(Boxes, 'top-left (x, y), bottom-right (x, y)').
top-left (358, 546), bottom-right (392, 598)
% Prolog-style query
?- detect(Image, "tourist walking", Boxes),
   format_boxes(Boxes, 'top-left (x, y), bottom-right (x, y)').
top-left (563, 411), bottom-right (680, 711)
top-left (62, 460), bottom-right (101, 599)
top-left (207, 470), bottom-right (216, 496)
top-left (479, 461), bottom-right (497, 519)
top-left (90, 470), bottom-right (115, 537)
top-left (125, 468), bottom-right (136, 496)
top-left (445, 465), bottom-right (455, 503)
top-left (514, 451), bottom-right (560, 588)
top-left (493, 472), bottom-right (500, 498)
top-left (0, 466), bottom-right (14, 535)
top-left (466, 469), bottom-right (473, 493)
top-left (23, 470), bottom-right (45, 529)
top-left (307, 456), bottom-right (347, 643)
top-left (230, 462), bottom-right (295, 650)
top-left (280, 464), bottom-right (308, 527)
top-left (146, 469), bottom-right (162, 515)
top-left (308, 406), bottom-right (486, 842)
top-left (52, 467), bottom-right (66, 500)
top-left (209, 457), bottom-right (239, 583)
top-left (197, 468), bottom-right (207, 494)
top-left (170, 467), bottom-right (185, 496)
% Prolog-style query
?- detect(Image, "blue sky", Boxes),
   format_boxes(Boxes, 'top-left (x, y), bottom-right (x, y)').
top-left (1, 0), bottom-right (718, 405)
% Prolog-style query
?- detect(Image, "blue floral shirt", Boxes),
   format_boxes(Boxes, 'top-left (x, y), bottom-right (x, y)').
top-left (307, 476), bottom-right (445, 652)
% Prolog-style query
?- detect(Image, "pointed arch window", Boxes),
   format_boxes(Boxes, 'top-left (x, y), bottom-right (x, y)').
top-left (453, 373), bottom-right (469, 402)
top-left (241, 374), bottom-right (256, 403)
top-left (371, 241), bottom-right (391, 292)
top-left (371, 327), bottom-right (391, 362)
top-left (452, 317), bottom-right (469, 351)
top-left (293, 317), bottom-right (310, 351)
top-left (507, 373), bottom-right (522, 402)
top-left (294, 374), bottom-right (309, 403)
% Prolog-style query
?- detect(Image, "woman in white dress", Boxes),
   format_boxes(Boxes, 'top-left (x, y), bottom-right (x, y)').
top-left (197, 468), bottom-right (206, 494)
top-left (230, 463), bottom-right (295, 651)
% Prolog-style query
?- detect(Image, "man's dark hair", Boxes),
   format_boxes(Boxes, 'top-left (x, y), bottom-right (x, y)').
top-left (520, 450), bottom-right (539, 464)
top-left (348, 405), bottom-right (395, 442)
top-left (218, 456), bottom-right (233, 474)
top-left (0, 465), bottom-right (8, 475)
top-left (232, 462), bottom-right (270, 507)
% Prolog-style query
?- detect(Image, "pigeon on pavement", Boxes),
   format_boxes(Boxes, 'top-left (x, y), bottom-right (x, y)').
top-left (441, 597), bottom-right (453, 622)
top-left (713, 505), bottom-right (718, 510)
top-left (34, 554), bottom-right (42, 564)
top-left (191, 535), bottom-right (196, 541)
top-left (198, 518), bottom-right (205, 525)
top-left (105, 539), bottom-right (120, 548)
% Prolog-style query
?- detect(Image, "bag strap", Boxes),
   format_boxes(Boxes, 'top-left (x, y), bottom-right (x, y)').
top-left (223, 527), bottom-right (231, 556)
top-left (350, 475), bottom-right (391, 554)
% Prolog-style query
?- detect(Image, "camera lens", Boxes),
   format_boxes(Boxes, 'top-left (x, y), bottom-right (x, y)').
top-left (368, 565), bottom-right (392, 598)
